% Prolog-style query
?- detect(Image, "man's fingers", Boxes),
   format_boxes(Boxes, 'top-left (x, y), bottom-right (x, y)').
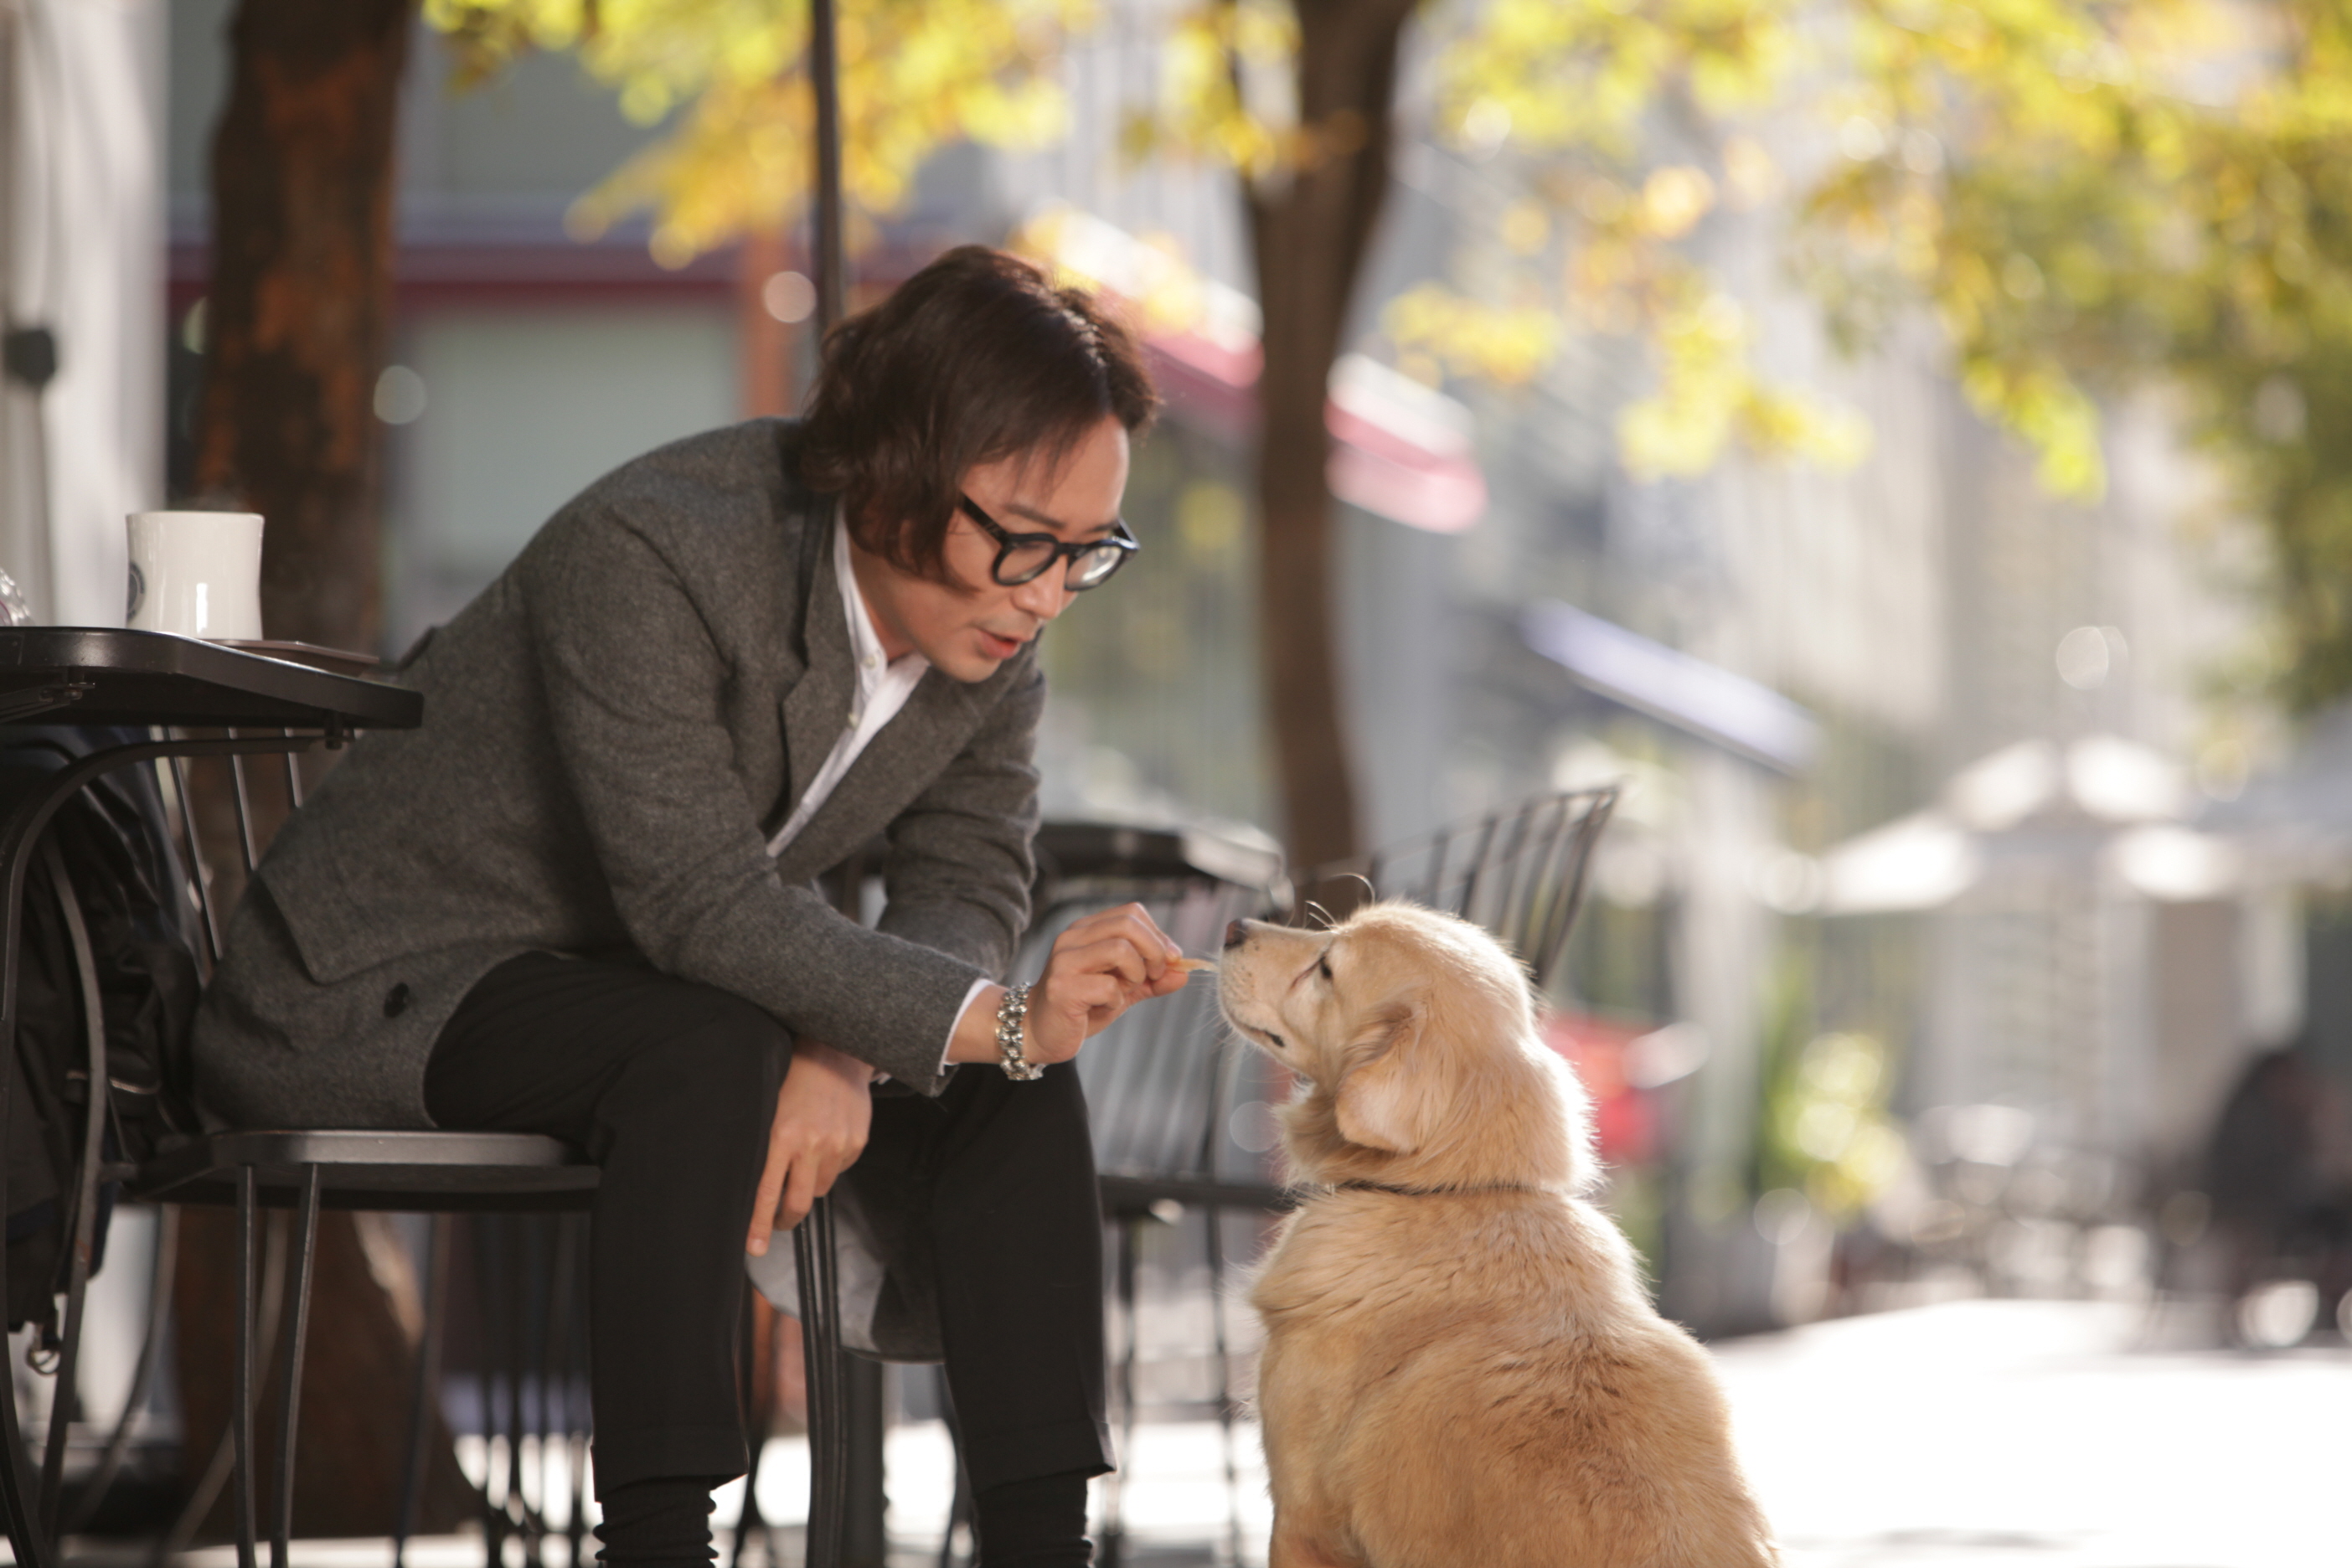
top-left (748, 1158), bottom-right (788, 1253)
top-left (1024, 905), bottom-right (1194, 1061)
top-left (1049, 932), bottom-right (1161, 988)
top-left (1053, 972), bottom-right (1130, 1030)
top-left (1055, 904), bottom-right (1181, 976)
top-left (780, 1158), bottom-right (822, 1230)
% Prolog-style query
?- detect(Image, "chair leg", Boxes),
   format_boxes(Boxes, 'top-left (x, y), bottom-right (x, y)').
top-left (731, 1281), bottom-right (769, 1568)
top-left (476, 1216), bottom-right (509, 1568)
top-left (270, 1166), bottom-right (322, 1568)
top-left (795, 1196), bottom-right (845, 1568)
top-left (39, 838), bottom-right (115, 1534)
top-left (499, 1218), bottom-right (533, 1550)
top-left (936, 1408), bottom-right (972, 1568)
top-left (234, 1166), bottom-right (260, 1568)
top-left (560, 1215), bottom-right (590, 1568)
top-left (394, 1214), bottom-right (453, 1568)
top-left (534, 1214), bottom-right (578, 1556)
top-left (1204, 1202), bottom-right (1242, 1568)
top-left (61, 1205), bottom-right (180, 1538)
top-left (1096, 1214), bottom-right (1142, 1568)
top-left (531, 1217), bottom-right (560, 1548)
top-left (154, 1209), bottom-right (287, 1568)
top-left (0, 1310), bottom-right (53, 1568)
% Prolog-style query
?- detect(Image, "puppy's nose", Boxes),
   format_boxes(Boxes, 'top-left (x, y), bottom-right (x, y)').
top-left (1224, 919), bottom-right (1250, 951)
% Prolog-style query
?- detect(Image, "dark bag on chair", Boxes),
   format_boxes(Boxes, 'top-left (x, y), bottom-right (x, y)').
top-left (2, 727), bottom-right (203, 1339)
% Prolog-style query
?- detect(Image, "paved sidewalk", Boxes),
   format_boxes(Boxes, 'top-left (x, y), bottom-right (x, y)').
top-left (802, 1297), bottom-right (2352, 1567)
top-left (64, 1297), bottom-right (2345, 1566)
top-left (1710, 1298), bottom-right (2352, 1568)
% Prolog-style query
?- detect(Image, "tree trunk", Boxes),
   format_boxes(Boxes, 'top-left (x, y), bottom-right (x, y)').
top-left (193, 0), bottom-right (411, 652)
top-left (178, 0), bottom-right (478, 1535)
top-left (1244, 0), bottom-right (1420, 874)
top-left (738, 229), bottom-right (807, 419)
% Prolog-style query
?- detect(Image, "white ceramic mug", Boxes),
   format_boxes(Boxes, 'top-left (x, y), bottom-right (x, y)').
top-left (126, 510), bottom-right (264, 640)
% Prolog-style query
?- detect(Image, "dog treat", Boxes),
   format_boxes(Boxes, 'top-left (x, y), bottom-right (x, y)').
top-left (1168, 957), bottom-right (1217, 972)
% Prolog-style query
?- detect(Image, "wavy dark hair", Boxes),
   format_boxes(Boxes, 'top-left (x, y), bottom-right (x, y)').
top-left (798, 245), bottom-right (1160, 581)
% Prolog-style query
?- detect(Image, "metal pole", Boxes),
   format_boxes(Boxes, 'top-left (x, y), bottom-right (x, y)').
top-left (802, 14), bottom-right (881, 1560)
top-left (809, 0), bottom-right (846, 335)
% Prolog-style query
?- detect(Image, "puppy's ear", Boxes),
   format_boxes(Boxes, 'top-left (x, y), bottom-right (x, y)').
top-left (1333, 1006), bottom-right (1435, 1154)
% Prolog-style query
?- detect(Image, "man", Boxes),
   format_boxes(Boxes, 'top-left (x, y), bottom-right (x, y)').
top-left (193, 246), bottom-right (1181, 1566)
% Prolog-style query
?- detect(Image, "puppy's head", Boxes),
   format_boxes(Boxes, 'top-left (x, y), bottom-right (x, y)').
top-left (1216, 901), bottom-right (1591, 1193)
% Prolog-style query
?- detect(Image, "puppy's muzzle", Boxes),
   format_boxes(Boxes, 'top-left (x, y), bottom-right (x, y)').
top-left (1224, 917), bottom-right (1270, 949)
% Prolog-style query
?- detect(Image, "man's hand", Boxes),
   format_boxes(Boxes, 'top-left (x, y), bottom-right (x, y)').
top-left (745, 1039), bottom-right (874, 1255)
top-left (948, 903), bottom-right (1189, 1068)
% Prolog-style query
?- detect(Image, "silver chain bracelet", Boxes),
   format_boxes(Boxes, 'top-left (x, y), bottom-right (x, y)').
top-left (995, 983), bottom-right (1044, 1081)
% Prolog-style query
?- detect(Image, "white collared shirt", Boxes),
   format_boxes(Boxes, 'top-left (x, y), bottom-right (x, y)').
top-left (766, 518), bottom-right (931, 857)
top-left (769, 518), bottom-right (993, 1074)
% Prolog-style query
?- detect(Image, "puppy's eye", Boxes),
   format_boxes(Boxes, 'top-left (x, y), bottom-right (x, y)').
top-left (1317, 955), bottom-right (1333, 982)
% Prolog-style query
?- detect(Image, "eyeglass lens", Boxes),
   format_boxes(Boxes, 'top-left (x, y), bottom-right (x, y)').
top-left (996, 539), bottom-right (1127, 589)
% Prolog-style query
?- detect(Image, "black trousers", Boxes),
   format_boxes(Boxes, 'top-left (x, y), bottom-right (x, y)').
top-left (425, 952), bottom-right (1112, 1497)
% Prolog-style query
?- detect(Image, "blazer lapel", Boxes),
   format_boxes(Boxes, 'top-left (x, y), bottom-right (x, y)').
top-left (775, 668), bottom-right (988, 882)
top-left (776, 513), bottom-right (855, 835)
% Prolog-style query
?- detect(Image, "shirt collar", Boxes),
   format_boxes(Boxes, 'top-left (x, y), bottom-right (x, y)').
top-left (833, 516), bottom-right (929, 689)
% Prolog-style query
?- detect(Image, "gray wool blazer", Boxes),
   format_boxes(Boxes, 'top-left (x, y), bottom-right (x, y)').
top-left (191, 419), bottom-right (1044, 1130)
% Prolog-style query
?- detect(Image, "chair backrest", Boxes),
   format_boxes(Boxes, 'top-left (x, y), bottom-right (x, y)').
top-left (1018, 823), bottom-right (1285, 1195)
top-left (1296, 787), bottom-right (1620, 997)
top-left (152, 732), bottom-right (314, 979)
top-left (1029, 794), bottom-right (1618, 1194)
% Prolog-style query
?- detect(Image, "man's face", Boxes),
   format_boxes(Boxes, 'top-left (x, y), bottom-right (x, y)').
top-left (849, 415), bottom-right (1132, 683)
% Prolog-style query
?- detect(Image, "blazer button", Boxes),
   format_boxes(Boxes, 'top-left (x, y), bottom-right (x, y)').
top-left (383, 983), bottom-right (412, 1019)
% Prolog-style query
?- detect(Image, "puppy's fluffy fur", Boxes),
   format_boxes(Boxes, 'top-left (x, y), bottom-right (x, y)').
top-left (1218, 902), bottom-right (1776, 1568)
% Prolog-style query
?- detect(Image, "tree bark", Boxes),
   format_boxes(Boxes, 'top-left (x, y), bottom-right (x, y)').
top-left (1244, 0), bottom-right (1420, 874)
top-left (193, 0), bottom-right (412, 652)
top-left (739, 229), bottom-right (808, 419)
top-left (178, 0), bottom-right (477, 1534)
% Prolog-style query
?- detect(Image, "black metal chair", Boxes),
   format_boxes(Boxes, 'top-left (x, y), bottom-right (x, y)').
top-left (1300, 786), bottom-right (1620, 999)
top-left (113, 755), bottom-right (868, 1568)
top-left (85, 739), bottom-right (604, 1568)
top-left (13, 723), bottom-right (845, 1568)
top-left (0, 637), bottom-right (433, 1568)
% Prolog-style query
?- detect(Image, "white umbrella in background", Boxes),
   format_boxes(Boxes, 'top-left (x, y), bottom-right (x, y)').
top-left (1805, 733), bottom-right (2239, 916)
top-left (2198, 699), bottom-right (2352, 882)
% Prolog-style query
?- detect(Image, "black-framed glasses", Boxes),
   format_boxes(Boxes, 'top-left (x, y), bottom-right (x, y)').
top-left (957, 493), bottom-right (1138, 590)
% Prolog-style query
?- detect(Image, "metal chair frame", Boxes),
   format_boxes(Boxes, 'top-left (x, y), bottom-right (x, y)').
top-left (1306, 786), bottom-right (1621, 998)
top-left (10, 727), bottom-right (850, 1568)
top-left (64, 732), bottom-right (606, 1568)
top-left (0, 634), bottom-right (412, 1567)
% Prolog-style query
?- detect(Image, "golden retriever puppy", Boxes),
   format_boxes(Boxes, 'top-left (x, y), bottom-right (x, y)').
top-left (1217, 902), bottom-right (1776, 1568)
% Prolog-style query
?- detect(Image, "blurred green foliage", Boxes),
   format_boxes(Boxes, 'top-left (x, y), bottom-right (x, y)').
top-left (1752, 946), bottom-right (1906, 1221)
top-left (425, 0), bottom-right (2352, 711)
top-left (1788, 0), bottom-right (2352, 715)
top-left (1417, 0), bottom-right (2352, 712)
top-left (425, 0), bottom-right (1091, 266)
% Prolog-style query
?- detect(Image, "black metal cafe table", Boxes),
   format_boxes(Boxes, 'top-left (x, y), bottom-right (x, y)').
top-left (0, 628), bottom-right (422, 1568)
